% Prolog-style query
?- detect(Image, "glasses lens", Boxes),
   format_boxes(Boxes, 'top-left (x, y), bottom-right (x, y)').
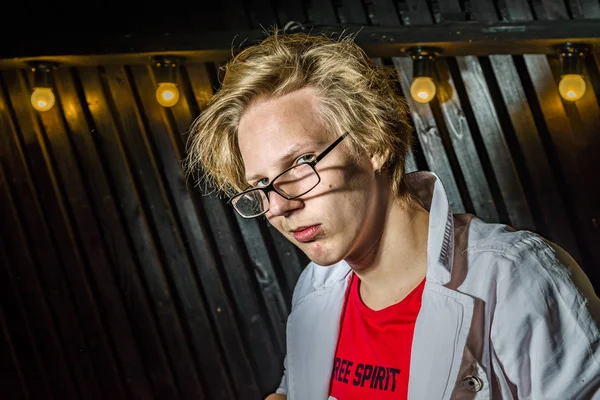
top-left (274, 163), bottom-right (319, 198)
top-left (232, 189), bottom-right (268, 217)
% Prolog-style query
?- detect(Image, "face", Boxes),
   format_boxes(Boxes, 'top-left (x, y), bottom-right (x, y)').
top-left (237, 87), bottom-right (388, 266)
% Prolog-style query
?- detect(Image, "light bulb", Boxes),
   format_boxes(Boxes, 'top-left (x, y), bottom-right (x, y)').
top-left (156, 82), bottom-right (180, 107)
top-left (558, 74), bottom-right (586, 101)
top-left (30, 87), bottom-right (55, 112)
top-left (410, 77), bottom-right (436, 104)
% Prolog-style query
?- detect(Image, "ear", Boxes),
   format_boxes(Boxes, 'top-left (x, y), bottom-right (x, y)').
top-left (370, 149), bottom-right (390, 172)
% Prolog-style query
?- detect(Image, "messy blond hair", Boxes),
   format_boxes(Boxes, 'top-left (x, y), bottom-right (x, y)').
top-left (183, 29), bottom-right (413, 198)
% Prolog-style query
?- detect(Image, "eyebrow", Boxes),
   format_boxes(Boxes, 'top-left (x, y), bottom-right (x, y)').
top-left (245, 140), bottom-right (324, 183)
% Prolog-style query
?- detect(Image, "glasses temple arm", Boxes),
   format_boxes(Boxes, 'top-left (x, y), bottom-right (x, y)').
top-left (315, 132), bottom-right (349, 162)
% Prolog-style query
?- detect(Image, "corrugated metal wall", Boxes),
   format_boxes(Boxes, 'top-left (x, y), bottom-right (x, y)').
top-left (1, 0), bottom-right (599, 399)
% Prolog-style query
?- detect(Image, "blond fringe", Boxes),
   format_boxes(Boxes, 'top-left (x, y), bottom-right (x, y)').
top-left (183, 27), bottom-right (413, 199)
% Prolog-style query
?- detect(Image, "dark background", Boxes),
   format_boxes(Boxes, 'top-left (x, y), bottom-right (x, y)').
top-left (1, 1), bottom-right (600, 399)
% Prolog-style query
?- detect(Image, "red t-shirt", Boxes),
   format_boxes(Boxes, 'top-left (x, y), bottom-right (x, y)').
top-left (329, 272), bottom-right (425, 399)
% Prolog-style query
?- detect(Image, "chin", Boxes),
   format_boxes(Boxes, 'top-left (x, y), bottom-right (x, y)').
top-left (310, 256), bottom-right (341, 267)
top-left (301, 240), bottom-right (346, 267)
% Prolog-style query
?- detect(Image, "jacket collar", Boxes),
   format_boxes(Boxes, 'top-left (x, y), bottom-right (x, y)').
top-left (405, 171), bottom-right (454, 285)
top-left (286, 171), bottom-right (470, 400)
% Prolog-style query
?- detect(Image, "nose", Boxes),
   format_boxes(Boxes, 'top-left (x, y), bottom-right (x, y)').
top-left (268, 190), bottom-right (303, 217)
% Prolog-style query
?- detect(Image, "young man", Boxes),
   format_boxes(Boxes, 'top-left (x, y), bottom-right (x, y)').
top-left (184, 31), bottom-right (600, 399)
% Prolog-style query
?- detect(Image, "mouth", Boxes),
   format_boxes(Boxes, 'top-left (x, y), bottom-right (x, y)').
top-left (291, 225), bottom-right (321, 243)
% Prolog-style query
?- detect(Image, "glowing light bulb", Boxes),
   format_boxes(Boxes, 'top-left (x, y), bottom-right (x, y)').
top-left (156, 82), bottom-right (180, 107)
top-left (30, 87), bottom-right (55, 112)
top-left (558, 74), bottom-right (586, 101)
top-left (410, 77), bottom-right (436, 104)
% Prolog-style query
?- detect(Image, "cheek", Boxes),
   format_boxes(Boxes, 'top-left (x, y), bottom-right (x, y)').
top-left (266, 215), bottom-right (284, 231)
top-left (322, 161), bottom-right (374, 201)
top-left (315, 169), bottom-right (373, 220)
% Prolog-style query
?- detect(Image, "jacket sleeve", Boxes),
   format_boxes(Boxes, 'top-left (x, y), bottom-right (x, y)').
top-left (490, 234), bottom-right (600, 399)
top-left (275, 263), bottom-right (315, 396)
top-left (275, 355), bottom-right (288, 395)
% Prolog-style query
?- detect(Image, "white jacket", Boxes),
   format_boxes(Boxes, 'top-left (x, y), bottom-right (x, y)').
top-left (276, 171), bottom-right (600, 399)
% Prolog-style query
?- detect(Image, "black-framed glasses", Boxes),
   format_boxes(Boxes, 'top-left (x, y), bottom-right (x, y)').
top-left (229, 132), bottom-right (350, 218)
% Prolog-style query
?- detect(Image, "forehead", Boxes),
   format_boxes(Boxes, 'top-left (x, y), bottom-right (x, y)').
top-left (237, 88), bottom-right (330, 177)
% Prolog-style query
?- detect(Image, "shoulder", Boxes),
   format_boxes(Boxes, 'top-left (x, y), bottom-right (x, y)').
top-left (461, 217), bottom-right (600, 331)
top-left (463, 216), bottom-right (546, 260)
top-left (462, 216), bottom-right (574, 281)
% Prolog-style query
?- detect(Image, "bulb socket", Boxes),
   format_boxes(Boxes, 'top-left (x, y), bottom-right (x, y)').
top-left (558, 43), bottom-right (589, 76)
top-left (152, 56), bottom-right (182, 84)
top-left (29, 61), bottom-right (58, 89)
top-left (408, 47), bottom-right (440, 79)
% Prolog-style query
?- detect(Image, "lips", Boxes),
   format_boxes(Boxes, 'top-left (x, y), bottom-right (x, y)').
top-left (292, 225), bottom-right (321, 243)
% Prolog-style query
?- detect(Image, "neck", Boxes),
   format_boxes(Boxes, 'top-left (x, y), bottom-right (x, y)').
top-left (345, 185), bottom-right (430, 311)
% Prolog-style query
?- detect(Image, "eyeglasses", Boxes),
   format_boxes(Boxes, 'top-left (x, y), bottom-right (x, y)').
top-left (230, 132), bottom-right (350, 218)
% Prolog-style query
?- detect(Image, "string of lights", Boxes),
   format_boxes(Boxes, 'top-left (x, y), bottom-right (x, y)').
top-left (26, 43), bottom-right (591, 112)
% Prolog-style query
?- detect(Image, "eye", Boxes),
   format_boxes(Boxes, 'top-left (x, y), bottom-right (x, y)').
top-left (295, 154), bottom-right (316, 165)
top-left (254, 178), bottom-right (269, 187)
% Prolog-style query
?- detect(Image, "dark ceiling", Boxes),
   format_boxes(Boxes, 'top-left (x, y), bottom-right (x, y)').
top-left (11, 5), bottom-right (228, 35)
top-left (4, 0), bottom-right (599, 62)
